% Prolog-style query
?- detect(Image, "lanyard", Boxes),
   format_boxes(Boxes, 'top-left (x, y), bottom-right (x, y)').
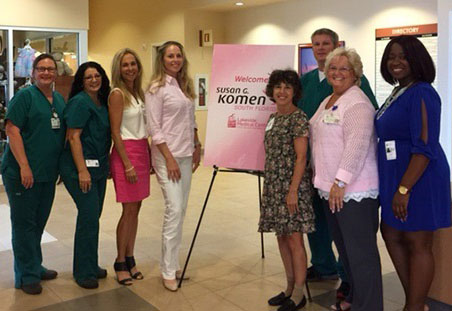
top-left (376, 83), bottom-right (412, 120)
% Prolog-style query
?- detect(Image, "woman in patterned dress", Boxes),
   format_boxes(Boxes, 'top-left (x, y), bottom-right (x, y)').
top-left (259, 69), bottom-right (314, 311)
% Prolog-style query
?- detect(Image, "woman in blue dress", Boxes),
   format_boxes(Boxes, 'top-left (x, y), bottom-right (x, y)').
top-left (376, 35), bottom-right (451, 311)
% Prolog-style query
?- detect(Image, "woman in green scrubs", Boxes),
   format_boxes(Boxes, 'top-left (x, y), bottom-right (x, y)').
top-left (59, 61), bottom-right (111, 289)
top-left (1, 54), bottom-right (65, 295)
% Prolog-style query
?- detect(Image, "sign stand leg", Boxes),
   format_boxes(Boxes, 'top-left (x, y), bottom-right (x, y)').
top-left (258, 172), bottom-right (265, 259)
top-left (178, 165), bottom-right (219, 288)
top-left (178, 167), bottom-right (266, 288)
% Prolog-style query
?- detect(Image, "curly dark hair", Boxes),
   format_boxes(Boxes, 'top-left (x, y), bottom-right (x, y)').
top-left (265, 69), bottom-right (302, 106)
top-left (380, 35), bottom-right (435, 85)
top-left (69, 61), bottom-right (110, 105)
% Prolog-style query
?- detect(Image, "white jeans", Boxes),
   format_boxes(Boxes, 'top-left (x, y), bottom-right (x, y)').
top-left (152, 151), bottom-right (193, 279)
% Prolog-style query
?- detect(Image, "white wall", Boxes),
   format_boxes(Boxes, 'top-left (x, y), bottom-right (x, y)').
top-left (438, 0), bottom-right (452, 164)
top-left (184, 9), bottom-right (226, 145)
top-left (224, 0), bottom-right (437, 95)
top-left (1, 0), bottom-right (89, 29)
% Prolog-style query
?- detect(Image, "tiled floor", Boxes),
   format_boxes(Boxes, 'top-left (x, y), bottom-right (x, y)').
top-left (32, 287), bottom-right (157, 311)
top-left (0, 204), bottom-right (57, 252)
top-left (0, 165), bottom-right (431, 311)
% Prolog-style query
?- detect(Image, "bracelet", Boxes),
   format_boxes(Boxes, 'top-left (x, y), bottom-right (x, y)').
top-left (125, 166), bottom-right (135, 172)
top-left (194, 141), bottom-right (202, 148)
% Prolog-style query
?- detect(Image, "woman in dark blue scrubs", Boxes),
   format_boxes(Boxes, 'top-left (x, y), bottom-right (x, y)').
top-left (59, 62), bottom-right (111, 289)
top-left (1, 54), bottom-right (65, 295)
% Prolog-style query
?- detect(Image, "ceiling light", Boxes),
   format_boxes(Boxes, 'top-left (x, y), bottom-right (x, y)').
top-left (235, 2), bottom-right (244, 6)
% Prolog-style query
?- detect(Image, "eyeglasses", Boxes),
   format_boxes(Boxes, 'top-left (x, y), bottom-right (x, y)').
top-left (328, 66), bottom-right (352, 74)
top-left (84, 74), bottom-right (102, 81)
top-left (35, 67), bottom-right (57, 73)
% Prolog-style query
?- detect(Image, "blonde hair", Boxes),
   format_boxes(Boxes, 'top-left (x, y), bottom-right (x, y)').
top-left (111, 48), bottom-right (145, 106)
top-left (148, 41), bottom-right (195, 100)
top-left (325, 47), bottom-right (363, 86)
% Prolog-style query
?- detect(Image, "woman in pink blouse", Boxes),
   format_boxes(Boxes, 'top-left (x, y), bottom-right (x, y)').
top-left (310, 47), bottom-right (382, 311)
top-left (145, 41), bottom-right (201, 292)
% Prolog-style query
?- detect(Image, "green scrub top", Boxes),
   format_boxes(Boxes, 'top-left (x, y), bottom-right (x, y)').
top-left (297, 68), bottom-right (379, 120)
top-left (59, 91), bottom-right (111, 180)
top-left (1, 85), bottom-right (66, 182)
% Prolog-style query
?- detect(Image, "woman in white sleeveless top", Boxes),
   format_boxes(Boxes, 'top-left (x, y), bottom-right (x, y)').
top-left (109, 48), bottom-right (150, 285)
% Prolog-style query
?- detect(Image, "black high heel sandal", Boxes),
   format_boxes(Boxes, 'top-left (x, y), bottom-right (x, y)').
top-left (114, 261), bottom-right (133, 286)
top-left (125, 256), bottom-right (144, 280)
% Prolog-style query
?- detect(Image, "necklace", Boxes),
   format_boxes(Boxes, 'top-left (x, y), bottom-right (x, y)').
top-left (376, 81), bottom-right (414, 120)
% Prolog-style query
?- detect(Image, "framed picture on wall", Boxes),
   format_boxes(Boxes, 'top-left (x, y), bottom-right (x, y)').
top-left (195, 73), bottom-right (208, 110)
top-left (298, 41), bottom-right (345, 76)
top-left (199, 30), bottom-right (213, 47)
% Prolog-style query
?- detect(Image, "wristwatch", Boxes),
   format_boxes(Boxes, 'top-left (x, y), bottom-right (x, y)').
top-left (334, 179), bottom-right (346, 188)
top-left (398, 185), bottom-right (410, 195)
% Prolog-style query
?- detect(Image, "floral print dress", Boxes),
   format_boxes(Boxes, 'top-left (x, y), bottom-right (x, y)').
top-left (258, 109), bottom-right (315, 236)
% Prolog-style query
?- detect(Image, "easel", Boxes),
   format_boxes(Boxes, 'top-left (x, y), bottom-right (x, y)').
top-left (177, 165), bottom-right (312, 302)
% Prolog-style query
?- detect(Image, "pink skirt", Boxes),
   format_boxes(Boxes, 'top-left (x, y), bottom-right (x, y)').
top-left (110, 139), bottom-right (150, 203)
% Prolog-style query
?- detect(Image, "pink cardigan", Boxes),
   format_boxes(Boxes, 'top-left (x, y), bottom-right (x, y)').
top-left (310, 85), bottom-right (378, 194)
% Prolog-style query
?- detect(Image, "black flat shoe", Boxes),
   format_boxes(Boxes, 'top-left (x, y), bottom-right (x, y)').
top-left (76, 278), bottom-right (99, 289)
top-left (21, 283), bottom-right (42, 295)
top-left (277, 296), bottom-right (307, 311)
top-left (97, 267), bottom-right (107, 279)
top-left (125, 256), bottom-right (144, 280)
top-left (41, 269), bottom-right (58, 280)
top-left (114, 261), bottom-right (133, 286)
top-left (268, 292), bottom-right (291, 306)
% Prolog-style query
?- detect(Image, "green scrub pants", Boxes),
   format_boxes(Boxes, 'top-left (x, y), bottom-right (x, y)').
top-left (2, 176), bottom-right (56, 288)
top-left (307, 193), bottom-right (347, 281)
top-left (62, 176), bottom-right (107, 282)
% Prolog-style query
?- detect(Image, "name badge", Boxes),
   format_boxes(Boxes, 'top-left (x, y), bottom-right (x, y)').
top-left (51, 117), bottom-right (60, 129)
top-left (265, 117), bottom-right (275, 131)
top-left (85, 159), bottom-right (100, 167)
top-left (323, 112), bottom-right (340, 124)
top-left (385, 140), bottom-right (397, 160)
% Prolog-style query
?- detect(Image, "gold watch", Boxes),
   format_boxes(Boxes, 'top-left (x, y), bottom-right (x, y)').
top-left (398, 185), bottom-right (410, 195)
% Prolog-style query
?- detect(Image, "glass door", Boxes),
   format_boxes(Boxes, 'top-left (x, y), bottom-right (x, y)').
top-left (13, 30), bottom-right (80, 101)
top-left (0, 26), bottom-right (87, 165)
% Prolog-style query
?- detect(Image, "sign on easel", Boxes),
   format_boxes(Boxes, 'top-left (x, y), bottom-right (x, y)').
top-left (203, 44), bottom-right (295, 171)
